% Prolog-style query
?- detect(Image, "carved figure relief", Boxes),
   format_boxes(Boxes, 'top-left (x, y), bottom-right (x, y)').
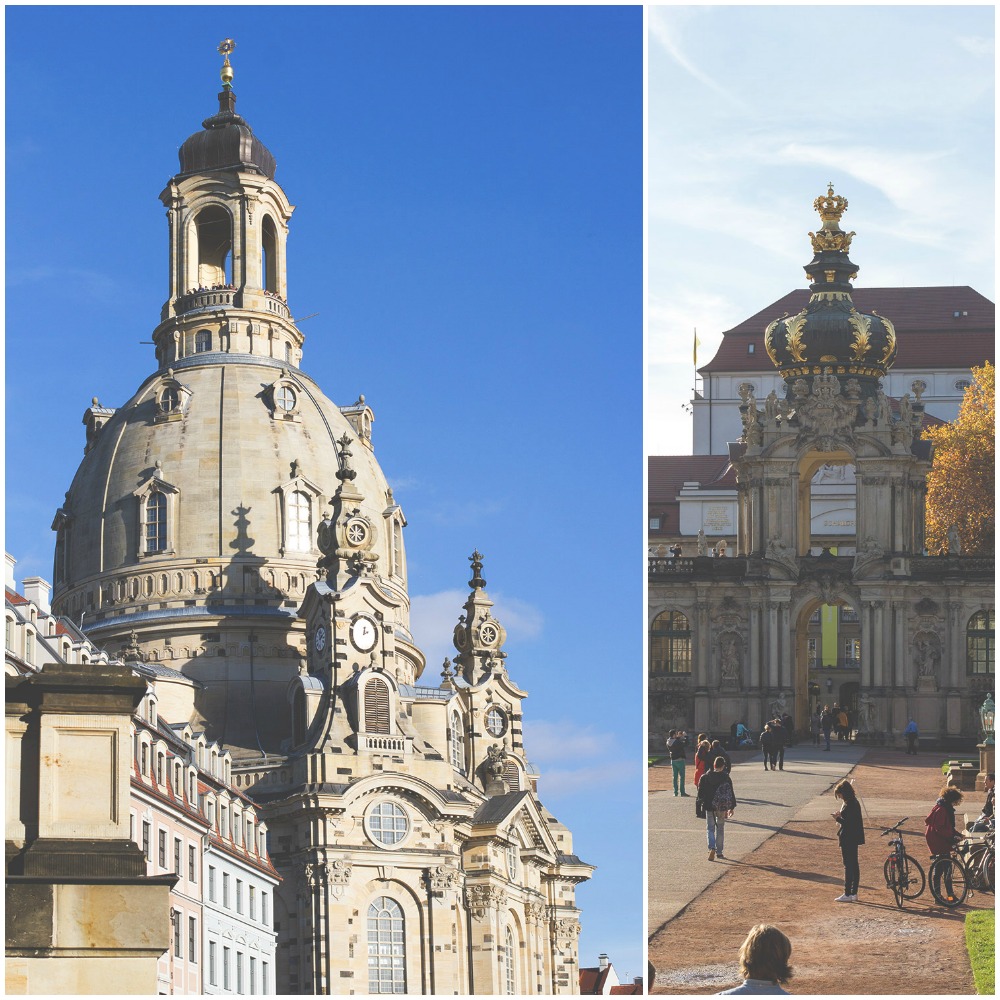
top-left (719, 634), bottom-right (742, 688)
top-left (914, 632), bottom-right (940, 680)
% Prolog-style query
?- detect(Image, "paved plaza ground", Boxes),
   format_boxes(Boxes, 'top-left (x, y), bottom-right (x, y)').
top-left (649, 743), bottom-right (993, 995)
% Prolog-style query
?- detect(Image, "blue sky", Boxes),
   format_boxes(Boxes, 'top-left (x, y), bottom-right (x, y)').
top-left (648, 4), bottom-right (995, 456)
top-left (5, 6), bottom-right (643, 979)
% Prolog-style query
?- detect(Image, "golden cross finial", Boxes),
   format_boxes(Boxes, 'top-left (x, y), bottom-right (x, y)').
top-left (218, 38), bottom-right (235, 87)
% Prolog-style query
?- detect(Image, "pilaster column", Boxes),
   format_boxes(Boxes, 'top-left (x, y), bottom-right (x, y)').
top-left (861, 602), bottom-right (874, 688)
top-left (872, 601), bottom-right (884, 688)
top-left (696, 603), bottom-right (710, 688)
top-left (749, 604), bottom-right (761, 689)
top-left (768, 603), bottom-right (779, 689)
top-left (779, 603), bottom-right (791, 690)
top-left (893, 603), bottom-right (905, 689)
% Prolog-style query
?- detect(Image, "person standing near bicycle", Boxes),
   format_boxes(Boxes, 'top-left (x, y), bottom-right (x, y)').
top-left (968, 773), bottom-right (994, 833)
top-left (832, 779), bottom-right (865, 901)
top-left (925, 785), bottom-right (964, 900)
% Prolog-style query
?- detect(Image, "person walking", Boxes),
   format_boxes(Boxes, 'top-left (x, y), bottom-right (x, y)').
top-left (821, 706), bottom-right (833, 751)
top-left (781, 711), bottom-right (795, 747)
top-left (832, 779), bottom-right (865, 901)
top-left (693, 735), bottom-right (711, 788)
top-left (716, 924), bottom-right (793, 995)
top-left (698, 757), bottom-right (737, 861)
top-left (773, 718), bottom-right (787, 771)
top-left (760, 724), bottom-right (778, 771)
top-left (809, 710), bottom-right (819, 747)
top-left (708, 738), bottom-right (732, 775)
top-left (836, 706), bottom-right (849, 741)
top-left (666, 729), bottom-right (689, 797)
top-left (902, 719), bottom-right (919, 755)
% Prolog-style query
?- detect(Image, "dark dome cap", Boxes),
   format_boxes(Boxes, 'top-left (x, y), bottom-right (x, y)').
top-left (177, 88), bottom-right (276, 179)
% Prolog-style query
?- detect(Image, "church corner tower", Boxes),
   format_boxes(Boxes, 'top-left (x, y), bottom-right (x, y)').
top-left (50, 41), bottom-right (590, 994)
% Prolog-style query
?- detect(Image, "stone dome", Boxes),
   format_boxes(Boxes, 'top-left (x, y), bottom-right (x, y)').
top-left (764, 185), bottom-right (898, 395)
top-left (55, 352), bottom-right (410, 639)
top-left (178, 89), bottom-right (276, 179)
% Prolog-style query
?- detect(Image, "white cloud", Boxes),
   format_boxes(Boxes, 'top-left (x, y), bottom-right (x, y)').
top-left (521, 719), bottom-right (610, 764)
top-left (957, 34), bottom-right (993, 57)
top-left (533, 761), bottom-right (630, 799)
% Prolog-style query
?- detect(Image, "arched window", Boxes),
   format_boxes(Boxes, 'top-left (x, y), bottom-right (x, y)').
top-left (261, 216), bottom-right (278, 293)
top-left (365, 677), bottom-right (391, 734)
top-left (159, 386), bottom-right (180, 413)
top-left (145, 492), bottom-right (167, 553)
top-left (967, 610), bottom-right (995, 674)
top-left (503, 760), bottom-right (520, 793)
top-left (194, 205), bottom-right (232, 287)
top-left (392, 521), bottom-right (404, 578)
top-left (649, 610), bottom-right (691, 674)
top-left (503, 926), bottom-right (516, 995)
top-left (5, 617), bottom-right (13, 652)
top-left (449, 710), bottom-right (464, 770)
top-left (195, 329), bottom-right (212, 353)
top-left (367, 897), bottom-right (406, 994)
top-left (274, 385), bottom-right (296, 413)
top-left (286, 491), bottom-right (311, 552)
top-left (367, 801), bottom-right (408, 847)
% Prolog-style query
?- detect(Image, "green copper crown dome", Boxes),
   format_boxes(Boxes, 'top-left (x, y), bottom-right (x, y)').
top-left (764, 185), bottom-right (898, 397)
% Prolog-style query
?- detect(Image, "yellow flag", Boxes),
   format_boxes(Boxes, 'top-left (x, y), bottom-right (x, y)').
top-left (693, 328), bottom-right (701, 367)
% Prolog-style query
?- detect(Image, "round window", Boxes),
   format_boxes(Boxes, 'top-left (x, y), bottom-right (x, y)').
top-left (366, 801), bottom-right (409, 847)
top-left (275, 385), bottom-right (297, 412)
top-left (485, 706), bottom-right (507, 737)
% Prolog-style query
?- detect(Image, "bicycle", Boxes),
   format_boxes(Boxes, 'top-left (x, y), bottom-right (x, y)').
top-left (881, 818), bottom-right (925, 908)
top-left (928, 846), bottom-right (970, 907)
top-left (960, 830), bottom-right (994, 893)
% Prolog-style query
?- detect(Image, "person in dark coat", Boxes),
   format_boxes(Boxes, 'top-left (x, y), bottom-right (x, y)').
top-left (925, 786), bottom-right (963, 856)
top-left (969, 773), bottom-right (994, 832)
top-left (832, 778), bottom-right (865, 901)
top-left (771, 718), bottom-right (787, 770)
top-left (760, 724), bottom-right (778, 771)
top-left (820, 706), bottom-right (833, 751)
top-left (665, 729), bottom-right (689, 797)
top-left (708, 739), bottom-right (732, 775)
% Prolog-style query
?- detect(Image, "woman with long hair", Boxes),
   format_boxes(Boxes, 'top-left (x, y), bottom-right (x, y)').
top-left (693, 734), bottom-right (711, 787)
top-left (832, 778), bottom-right (865, 901)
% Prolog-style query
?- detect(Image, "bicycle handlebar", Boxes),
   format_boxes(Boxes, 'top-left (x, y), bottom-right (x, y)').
top-left (880, 818), bottom-right (908, 836)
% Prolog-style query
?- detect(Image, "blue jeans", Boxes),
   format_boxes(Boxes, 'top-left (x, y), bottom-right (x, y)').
top-left (706, 811), bottom-right (726, 853)
top-left (823, 728), bottom-right (831, 749)
top-left (671, 759), bottom-right (686, 794)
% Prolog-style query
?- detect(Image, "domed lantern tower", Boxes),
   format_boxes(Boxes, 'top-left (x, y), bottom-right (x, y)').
top-left (50, 42), bottom-right (415, 750)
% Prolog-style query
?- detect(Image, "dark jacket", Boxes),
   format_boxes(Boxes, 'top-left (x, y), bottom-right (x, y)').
top-left (925, 798), bottom-right (959, 855)
top-left (697, 770), bottom-right (736, 813)
top-left (983, 788), bottom-right (994, 820)
top-left (665, 736), bottom-right (687, 760)
top-left (709, 745), bottom-right (732, 774)
top-left (835, 797), bottom-right (865, 846)
top-left (760, 729), bottom-right (777, 752)
top-left (821, 711), bottom-right (833, 732)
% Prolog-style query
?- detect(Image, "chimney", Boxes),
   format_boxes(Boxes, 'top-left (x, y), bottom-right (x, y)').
top-left (5, 553), bottom-right (15, 589)
top-left (23, 577), bottom-right (52, 614)
top-left (598, 954), bottom-right (609, 971)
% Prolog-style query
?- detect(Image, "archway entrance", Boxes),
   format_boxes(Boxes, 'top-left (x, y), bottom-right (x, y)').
top-left (794, 596), bottom-right (862, 738)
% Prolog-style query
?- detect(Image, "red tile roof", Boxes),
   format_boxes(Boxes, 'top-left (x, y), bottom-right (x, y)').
top-left (700, 286), bottom-right (994, 373)
top-left (649, 455), bottom-right (733, 534)
top-left (6, 588), bottom-right (29, 605)
top-left (610, 983), bottom-right (643, 995)
top-left (579, 966), bottom-right (613, 994)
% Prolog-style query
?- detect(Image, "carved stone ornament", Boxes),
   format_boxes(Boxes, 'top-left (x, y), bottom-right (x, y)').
top-left (718, 633), bottom-right (743, 690)
top-left (913, 630), bottom-right (941, 683)
top-left (466, 884), bottom-right (507, 920)
top-left (551, 917), bottom-right (582, 952)
top-left (426, 864), bottom-right (462, 894)
top-left (792, 370), bottom-right (859, 448)
top-left (765, 536), bottom-right (798, 574)
top-left (857, 691), bottom-right (879, 735)
top-left (524, 900), bottom-right (547, 923)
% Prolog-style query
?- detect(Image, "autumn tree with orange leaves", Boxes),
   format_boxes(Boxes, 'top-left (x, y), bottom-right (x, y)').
top-left (922, 362), bottom-right (995, 556)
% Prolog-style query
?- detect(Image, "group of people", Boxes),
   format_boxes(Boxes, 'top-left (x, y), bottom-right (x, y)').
top-left (829, 772), bottom-right (995, 904)
top-left (184, 282), bottom-right (237, 295)
top-left (811, 705), bottom-right (850, 750)
top-left (759, 716), bottom-right (793, 771)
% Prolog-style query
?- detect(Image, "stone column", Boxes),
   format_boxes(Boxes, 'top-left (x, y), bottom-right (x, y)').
top-left (749, 604), bottom-right (761, 690)
top-left (872, 602), bottom-right (884, 688)
top-left (767, 603), bottom-right (779, 689)
top-left (861, 602), bottom-right (873, 689)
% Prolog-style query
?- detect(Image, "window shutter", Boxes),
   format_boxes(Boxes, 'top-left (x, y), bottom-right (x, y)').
top-left (365, 678), bottom-right (390, 734)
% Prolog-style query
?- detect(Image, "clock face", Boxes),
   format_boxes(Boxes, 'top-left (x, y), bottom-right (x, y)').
top-left (351, 615), bottom-right (378, 652)
top-left (313, 626), bottom-right (327, 652)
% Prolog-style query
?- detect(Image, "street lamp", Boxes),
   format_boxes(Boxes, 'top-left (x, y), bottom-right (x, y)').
top-left (980, 694), bottom-right (995, 746)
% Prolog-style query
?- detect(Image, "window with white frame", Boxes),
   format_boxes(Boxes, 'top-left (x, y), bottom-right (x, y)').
top-left (449, 710), bottom-right (464, 770)
top-left (503, 926), bottom-right (516, 994)
top-left (368, 896), bottom-right (406, 994)
top-left (144, 492), bottom-right (167, 553)
top-left (286, 490), bottom-right (312, 551)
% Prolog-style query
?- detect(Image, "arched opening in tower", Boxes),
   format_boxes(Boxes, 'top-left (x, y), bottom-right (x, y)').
top-left (261, 215), bottom-right (278, 293)
top-left (195, 205), bottom-right (233, 287)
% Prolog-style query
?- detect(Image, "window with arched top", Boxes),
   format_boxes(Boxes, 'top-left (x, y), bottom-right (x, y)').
top-left (195, 329), bottom-right (212, 353)
top-left (145, 492), bottom-right (167, 554)
top-left (392, 521), bottom-right (404, 579)
top-left (449, 710), bottom-right (465, 770)
top-left (967, 610), bottom-right (995, 675)
top-left (503, 760), bottom-right (520, 793)
top-left (365, 677), bottom-right (391, 734)
top-left (503, 926), bottom-right (517, 995)
top-left (194, 205), bottom-right (233, 287)
top-left (261, 216), bottom-right (278, 293)
top-left (286, 491), bottom-right (311, 552)
top-left (368, 897), bottom-right (406, 994)
top-left (649, 610), bottom-right (691, 675)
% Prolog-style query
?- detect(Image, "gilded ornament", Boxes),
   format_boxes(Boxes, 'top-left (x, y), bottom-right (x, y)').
top-left (848, 312), bottom-right (872, 361)
top-left (876, 312), bottom-right (896, 364)
top-left (813, 183), bottom-right (848, 223)
top-left (763, 318), bottom-right (781, 365)
top-left (783, 310), bottom-right (808, 362)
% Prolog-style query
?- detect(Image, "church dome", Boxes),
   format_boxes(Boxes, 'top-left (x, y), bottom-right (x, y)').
top-left (177, 91), bottom-right (276, 179)
top-left (57, 353), bottom-right (406, 629)
top-left (764, 185), bottom-right (898, 391)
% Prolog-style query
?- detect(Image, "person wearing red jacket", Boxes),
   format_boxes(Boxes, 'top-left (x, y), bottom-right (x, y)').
top-left (925, 786), bottom-right (964, 856)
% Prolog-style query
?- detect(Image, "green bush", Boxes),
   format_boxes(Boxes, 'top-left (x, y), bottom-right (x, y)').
top-left (965, 910), bottom-right (994, 995)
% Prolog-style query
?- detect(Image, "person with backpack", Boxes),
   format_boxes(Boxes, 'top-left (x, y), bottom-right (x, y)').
top-left (698, 757), bottom-right (737, 861)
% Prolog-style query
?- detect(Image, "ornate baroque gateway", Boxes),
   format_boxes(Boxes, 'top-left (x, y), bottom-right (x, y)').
top-left (649, 185), bottom-right (994, 744)
top-left (50, 44), bottom-right (590, 995)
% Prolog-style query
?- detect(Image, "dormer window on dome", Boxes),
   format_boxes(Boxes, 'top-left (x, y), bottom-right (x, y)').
top-left (267, 376), bottom-right (300, 421)
top-left (134, 464), bottom-right (180, 559)
top-left (154, 371), bottom-right (192, 422)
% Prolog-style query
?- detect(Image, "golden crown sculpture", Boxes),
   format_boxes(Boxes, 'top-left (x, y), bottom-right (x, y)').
top-left (813, 183), bottom-right (848, 222)
top-left (809, 183), bottom-right (854, 253)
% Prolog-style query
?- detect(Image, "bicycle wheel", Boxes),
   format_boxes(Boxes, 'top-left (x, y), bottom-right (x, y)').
top-left (929, 856), bottom-right (969, 907)
top-left (899, 855), bottom-right (925, 899)
top-left (884, 857), bottom-right (904, 908)
top-left (970, 848), bottom-right (994, 891)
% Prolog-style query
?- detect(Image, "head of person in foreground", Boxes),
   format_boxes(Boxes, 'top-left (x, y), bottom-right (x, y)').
top-left (738, 924), bottom-right (793, 985)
